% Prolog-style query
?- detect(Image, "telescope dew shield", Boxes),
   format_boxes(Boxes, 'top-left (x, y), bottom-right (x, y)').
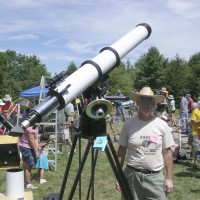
top-left (86, 99), bottom-right (112, 119)
top-left (21, 95), bottom-right (60, 128)
top-left (21, 23), bottom-right (151, 129)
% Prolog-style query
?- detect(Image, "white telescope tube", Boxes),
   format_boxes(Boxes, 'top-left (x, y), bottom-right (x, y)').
top-left (21, 23), bottom-right (151, 129)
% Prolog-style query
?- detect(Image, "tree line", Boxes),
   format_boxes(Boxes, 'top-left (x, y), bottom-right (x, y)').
top-left (0, 47), bottom-right (200, 106)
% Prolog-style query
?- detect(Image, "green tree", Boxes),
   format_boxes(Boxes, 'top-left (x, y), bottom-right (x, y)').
top-left (108, 62), bottom-right (132, 96)
top-left (133, 47), bottom-right (168, 91)
top-left (0, 52), bottom-right (8, 95)
top-left (187, 52), bottom-right (200, 100)
top-left (67, 61), bottom-right (78, 76)
top-left (0, 50), bottom-right (50, 99)
top-left (164, 54), bottom-right (189, 97)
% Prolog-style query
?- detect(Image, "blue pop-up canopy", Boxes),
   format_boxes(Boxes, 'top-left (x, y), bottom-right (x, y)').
top-left (20, 86), bottom-right (48, 98)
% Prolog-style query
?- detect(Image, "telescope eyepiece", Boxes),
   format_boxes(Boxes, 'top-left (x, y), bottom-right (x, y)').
top-left (96, 108), bottom-right (105, 117)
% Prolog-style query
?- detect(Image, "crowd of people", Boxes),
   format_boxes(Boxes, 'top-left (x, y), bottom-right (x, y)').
top-left (0, 94), bottom-right (76, 190)
top-left (1, 88), bottom-right (200, 197)
top-left (114, 86), bottom-right (200, 199)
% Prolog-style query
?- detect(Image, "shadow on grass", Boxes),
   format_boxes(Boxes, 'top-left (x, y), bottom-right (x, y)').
top-left (174, 160), bottom-right (191, 167)
top-left (190, 189), bottom-right (200, 193)
top-left (175, 171), bottom-right (200, 179)
top-left (173, 159), bottom-right (200, 179)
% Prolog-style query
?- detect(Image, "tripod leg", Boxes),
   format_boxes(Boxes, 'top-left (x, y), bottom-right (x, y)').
top-left (68, 137), bottom-right (94, 200)
top-left (58, 134), bottom-right (78, 200)
top-left (78, 137), bottom-right (82, 200)
top-left (105, 134), bottom-right (134, 200)
top-left (86, 149), bottom-right (98, 200)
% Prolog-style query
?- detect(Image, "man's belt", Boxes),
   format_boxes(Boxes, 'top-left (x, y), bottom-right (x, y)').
top-left (127, 165), bottom-right (161, 174)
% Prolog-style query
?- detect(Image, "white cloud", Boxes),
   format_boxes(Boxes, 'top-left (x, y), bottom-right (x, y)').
top-left (167, 0), bottom-right (200, 19)
top-left (39, 52), bottom-right (81, 62)
top-left (6, 34), bottom-right (38, 41)
top-left (65, 40), bottom-right (94, 54)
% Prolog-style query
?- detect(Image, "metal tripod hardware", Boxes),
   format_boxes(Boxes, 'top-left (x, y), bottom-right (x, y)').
top-left (55, 130), bottom-right (133, 200)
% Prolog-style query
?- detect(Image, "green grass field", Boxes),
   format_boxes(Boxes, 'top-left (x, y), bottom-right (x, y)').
top-left (1, 120), bottom-right (200, 200)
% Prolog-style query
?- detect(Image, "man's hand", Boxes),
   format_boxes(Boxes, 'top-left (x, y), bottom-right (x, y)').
top-left (165, 179), bottom-right (173, 194)
top-left (115, 180), bottom-right (121, 192)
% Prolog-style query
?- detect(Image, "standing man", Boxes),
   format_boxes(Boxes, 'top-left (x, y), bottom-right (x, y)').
top-left (64, 102), bottom-right (76, 144)
top-left (155, 87), bottom-right (168, 118)
top-left (18, 125), bottom-right (39, 189)
top-left (179, 93), bottom-right (189, 133)
top-left (186, 94), bottom-right (194, 115)
top-left (115, 90), bottom-right (126, 122)
top-left (167, 95), bottom-right (176, 126)
top-left (116, 86), bottom-right (174, 200)
top-left (2, 94), bottom-right (18, 125)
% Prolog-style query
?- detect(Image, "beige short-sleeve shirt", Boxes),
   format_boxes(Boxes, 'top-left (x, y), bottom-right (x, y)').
top-left (119, 116), bottom-right (175, 171)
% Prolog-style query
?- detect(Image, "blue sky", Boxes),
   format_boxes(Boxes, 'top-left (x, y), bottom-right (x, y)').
top-left (1, 0), bottom-right (200, 75)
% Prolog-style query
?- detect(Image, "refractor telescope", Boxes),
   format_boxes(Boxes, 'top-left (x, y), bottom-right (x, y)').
top-left (21, 23), bottom-right (151, 130)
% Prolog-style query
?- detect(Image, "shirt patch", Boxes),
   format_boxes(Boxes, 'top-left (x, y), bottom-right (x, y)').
top-left (140, 135), bottom-right (158, 155)
top-left (149, 135), bottom-right (158, 144)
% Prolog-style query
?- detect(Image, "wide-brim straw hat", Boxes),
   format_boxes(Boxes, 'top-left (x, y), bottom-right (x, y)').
top-left (160, 87), bottom-right (168, 93)
top-left (168, 95), bottom-right (174, 100)
top-left (128, 87), bottom-right (165, 104)
top-left (3, 94), bottom-right (12, 101)
top-left (0, 99), bottom-right (5, 105)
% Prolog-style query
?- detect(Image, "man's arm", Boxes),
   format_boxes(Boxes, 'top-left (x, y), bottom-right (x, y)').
top-left (116, 145), bottom-right (127, 192)
top-left (163, 148), bottom-right (173, 194)
top-left (191, 119), bottom-right (200, 124)
top-left (117, 145), bottom-right (127, 167)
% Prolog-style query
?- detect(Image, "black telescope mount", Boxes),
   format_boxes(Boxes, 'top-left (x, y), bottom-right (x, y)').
top-left (44, 84), bottom-right (133, 200)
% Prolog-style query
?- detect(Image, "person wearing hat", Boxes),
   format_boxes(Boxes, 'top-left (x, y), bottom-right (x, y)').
top-left (2, 94), bottom-right (17, 118)
top-left (160, 87), bottom-right (168, 96)
top-left (155, 87), bottom-right (168, 118)
top-left (167, 95), bottom-right (176, 126)
top-left (116, 86), bottom-right (174, 199)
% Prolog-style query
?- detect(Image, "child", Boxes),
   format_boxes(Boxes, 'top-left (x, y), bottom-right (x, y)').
top-left (36, 133), bottom-right (51, 184)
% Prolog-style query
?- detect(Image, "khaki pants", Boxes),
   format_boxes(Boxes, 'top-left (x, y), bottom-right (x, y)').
top-left (122, 166), bottom-right (167, 200)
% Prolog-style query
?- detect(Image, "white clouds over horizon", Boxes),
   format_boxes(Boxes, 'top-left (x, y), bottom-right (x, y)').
top-left (0, 0), bottom-right (200, 75)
